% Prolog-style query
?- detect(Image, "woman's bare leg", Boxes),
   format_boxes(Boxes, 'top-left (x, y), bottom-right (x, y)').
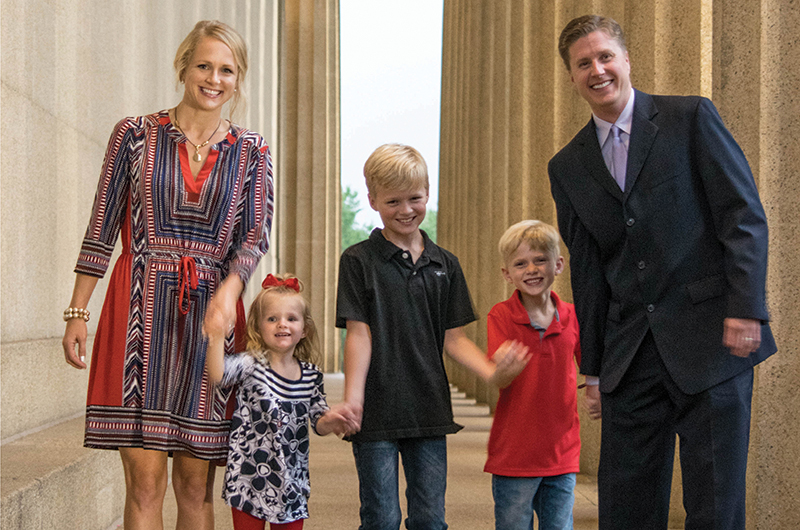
top-left (119, 447), bottom-right (169, 530)
top-left (172, 451), bottom-right (216, 529)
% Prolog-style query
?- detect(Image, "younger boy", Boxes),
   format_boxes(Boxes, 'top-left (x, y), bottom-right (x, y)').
top-left (336, 144), bottom-right (529, 530)
top-left (485, 220), bottom-right (582, 530)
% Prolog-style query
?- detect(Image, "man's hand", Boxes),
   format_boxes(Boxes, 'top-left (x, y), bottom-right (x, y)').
top-left (723, 318), bottom-right (761, 358)
top-left (584, 384), bottom-right (601, 420)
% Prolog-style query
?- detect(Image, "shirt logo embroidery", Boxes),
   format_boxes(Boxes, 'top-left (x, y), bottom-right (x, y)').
top-left (434, 270), bottom-right (446, 276)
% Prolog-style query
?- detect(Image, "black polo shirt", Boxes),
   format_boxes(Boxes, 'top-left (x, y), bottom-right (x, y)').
top-left (336, 228), bottom-right (477, 442)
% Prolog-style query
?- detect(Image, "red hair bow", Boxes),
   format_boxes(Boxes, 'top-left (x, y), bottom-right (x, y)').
top-left (262, 274), bottom-right (300, 292)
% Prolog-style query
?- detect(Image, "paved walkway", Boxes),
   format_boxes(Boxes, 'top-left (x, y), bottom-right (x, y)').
top-left (155, 373), bottom-right (600, 530)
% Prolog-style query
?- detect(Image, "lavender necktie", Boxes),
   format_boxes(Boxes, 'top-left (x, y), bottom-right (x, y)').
top-left (611, 125), bottom-right (627, 191)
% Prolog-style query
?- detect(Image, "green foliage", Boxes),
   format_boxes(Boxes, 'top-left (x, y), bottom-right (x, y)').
top-left (341, 186), bottom-right (371, 250)
top-left (341, 185), bottom-right (438, 248)
top-left (420, 207), bottom-right (437, 243)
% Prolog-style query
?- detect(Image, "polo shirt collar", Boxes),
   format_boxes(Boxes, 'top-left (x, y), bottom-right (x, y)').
top-left (369, 228), bottom-right (443, 266)
top-left (508, 290), bottom-right (566, 335)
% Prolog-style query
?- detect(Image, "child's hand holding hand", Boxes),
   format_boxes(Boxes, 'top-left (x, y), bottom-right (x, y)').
top-left (318, 403), bottom-right (360, 437)
top-left (337, 402), bottom-right (363, 436)
top-left (203, 276), bottom-right (242, 341)
top-left (489, 340), bottom-right (531, 388)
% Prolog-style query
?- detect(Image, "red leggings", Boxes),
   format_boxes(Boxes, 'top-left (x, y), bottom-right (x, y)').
top-left (231, 507), bottom-right (305, 530)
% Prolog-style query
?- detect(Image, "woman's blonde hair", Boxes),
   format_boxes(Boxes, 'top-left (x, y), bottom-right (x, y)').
top-left (245, 274), bottom-right (319, 364)
top-left (174, 20), bottom-right (248, 120)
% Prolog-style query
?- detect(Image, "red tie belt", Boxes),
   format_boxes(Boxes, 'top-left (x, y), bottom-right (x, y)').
top-left (178, 256), bottom-right (198, 315)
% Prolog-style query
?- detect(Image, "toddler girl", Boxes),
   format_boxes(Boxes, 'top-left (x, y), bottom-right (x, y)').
top-left (206, 273), bottom-right (353, 530)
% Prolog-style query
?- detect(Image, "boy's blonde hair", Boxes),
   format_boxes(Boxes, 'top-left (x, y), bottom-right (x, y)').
top-left (364, 144), bottom-right (429, 196)
top-left (174, 20), bottom-right (248, 120)
top-left (498, 220), bottom-right (561, 264)
top-left (245, 274), bottom-right (319, 364)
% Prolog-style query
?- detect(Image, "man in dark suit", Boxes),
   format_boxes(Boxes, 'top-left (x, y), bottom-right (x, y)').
top-left (548, 15), bottom-right (776, 530)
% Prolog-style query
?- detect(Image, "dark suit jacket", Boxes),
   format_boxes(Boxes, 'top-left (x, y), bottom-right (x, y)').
top-left (548, 90), bottom-right (776, 394)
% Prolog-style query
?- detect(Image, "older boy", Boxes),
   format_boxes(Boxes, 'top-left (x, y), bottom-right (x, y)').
top-left (485, 220), bottom-right (581, 530)
top-left (336, 144), bottom-right (529, 530)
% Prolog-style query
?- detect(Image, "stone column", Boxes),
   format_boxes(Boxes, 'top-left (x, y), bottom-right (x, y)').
top-left (440, 0), bottom-right (574, 423)
top-left (278, 0), bottom-right (341, 371)
top-left (748, 0), bottom-right (800, 526)
top-left (439, 0), bottom-right (800, 527)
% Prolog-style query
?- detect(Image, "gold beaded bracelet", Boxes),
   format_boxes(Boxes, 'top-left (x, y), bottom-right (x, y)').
top-left (63, 307), bottom-right (90, 322)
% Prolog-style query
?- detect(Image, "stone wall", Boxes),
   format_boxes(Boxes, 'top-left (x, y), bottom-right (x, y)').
top-left (0, 0), bottom-right (279, 438)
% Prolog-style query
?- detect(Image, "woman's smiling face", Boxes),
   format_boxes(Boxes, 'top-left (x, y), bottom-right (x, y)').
top-left (181, 37), bottom-right (238, 112)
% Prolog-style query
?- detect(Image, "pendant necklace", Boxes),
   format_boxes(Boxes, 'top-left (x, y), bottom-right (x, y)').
top-left (173, 111), bottom-right (221, 163)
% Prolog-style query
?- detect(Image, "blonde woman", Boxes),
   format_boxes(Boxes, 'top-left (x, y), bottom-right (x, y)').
top-left (62, 20), bottom-right (273, 529)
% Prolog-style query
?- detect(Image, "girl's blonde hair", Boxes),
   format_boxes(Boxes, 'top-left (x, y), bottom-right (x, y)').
top-left (245, 274), bottom-right (319, 364)
top-left (174, 20), bottom-right (248, 121)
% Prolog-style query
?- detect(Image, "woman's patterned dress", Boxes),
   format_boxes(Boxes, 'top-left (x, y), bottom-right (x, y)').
top-left (76, 110), bottom-right (274, 459)
top-left (219, 355), bottom-right (328, 523)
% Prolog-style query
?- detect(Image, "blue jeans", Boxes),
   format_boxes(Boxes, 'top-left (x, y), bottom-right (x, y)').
top-left (492, 473), bottom-right (576, 530)
top-left (352, 437), bottom-right (448, 530)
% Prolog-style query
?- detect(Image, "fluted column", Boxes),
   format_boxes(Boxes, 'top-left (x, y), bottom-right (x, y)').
top-left (748, 0), bottom-right (800, 526)
top-left (278, 0), bottom-right (341, 371)
top-left (440, 0), bottom-right (800, 527)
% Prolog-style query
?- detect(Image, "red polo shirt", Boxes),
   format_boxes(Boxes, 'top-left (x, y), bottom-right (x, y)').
top-left (485, 290), bottom-right (581, 476)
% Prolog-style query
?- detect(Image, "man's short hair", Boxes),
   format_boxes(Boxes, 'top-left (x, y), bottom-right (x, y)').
top-left (364, 144), bottom-right (429, 196)
top-left (498, 220), bottom-right (561, 265)
top-left (558, 15), bottom-right (627, 71)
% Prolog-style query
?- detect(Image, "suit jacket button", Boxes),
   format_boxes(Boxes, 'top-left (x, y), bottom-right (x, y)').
top-left (638, 260), bottom-right (646, 269)
top-left (627, 218), bottom-right (635, 227)
top-left (647, 304), bottom-right (655, 312)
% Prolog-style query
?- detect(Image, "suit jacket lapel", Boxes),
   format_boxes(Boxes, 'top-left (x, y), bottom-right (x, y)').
top-left (625, 90), bottom-right (659, 193)
top-left (575, 120), bottom-right (624, 201)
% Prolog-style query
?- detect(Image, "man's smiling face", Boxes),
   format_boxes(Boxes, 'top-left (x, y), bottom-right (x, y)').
top-left (568, 30), bottom-right (632, 123)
